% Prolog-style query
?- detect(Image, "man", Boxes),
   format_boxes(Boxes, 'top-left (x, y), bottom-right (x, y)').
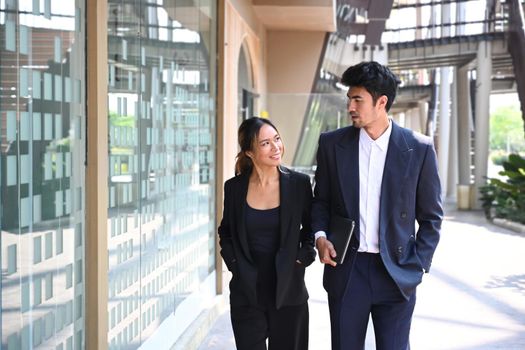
top-left (312, 61), bottom-right (443, 350)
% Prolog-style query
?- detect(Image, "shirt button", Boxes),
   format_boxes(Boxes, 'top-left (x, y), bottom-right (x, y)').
top-left (400, 212), bottom-right (407, 219)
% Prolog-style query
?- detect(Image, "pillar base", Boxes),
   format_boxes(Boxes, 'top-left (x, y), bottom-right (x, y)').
top-left (457, 184), bottom-right (471, 210)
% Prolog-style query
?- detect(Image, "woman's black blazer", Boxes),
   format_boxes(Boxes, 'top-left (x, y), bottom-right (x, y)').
top-left (218, 167), bottom-right (316, 309)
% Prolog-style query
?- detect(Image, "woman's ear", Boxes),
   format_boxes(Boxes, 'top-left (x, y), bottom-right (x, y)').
top-left (245, 151), bottom-right (253, 159)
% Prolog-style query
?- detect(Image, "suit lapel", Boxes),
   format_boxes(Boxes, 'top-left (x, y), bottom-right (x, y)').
top-left (335, 127), bottom-right (360, 219)
top-left (235, 174), bottom-right (253, 262)
top-left (379, 123), bottom-right (412, 236)
top-left (279, 169), bottom-right (292, 247)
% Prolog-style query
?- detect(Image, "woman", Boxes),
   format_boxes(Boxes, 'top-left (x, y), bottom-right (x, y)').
top-left (218, 117), bottom-right (315, 350)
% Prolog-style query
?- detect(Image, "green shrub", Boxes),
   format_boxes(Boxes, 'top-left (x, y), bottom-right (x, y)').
top-left (479, 153), bottom-right (525, 224)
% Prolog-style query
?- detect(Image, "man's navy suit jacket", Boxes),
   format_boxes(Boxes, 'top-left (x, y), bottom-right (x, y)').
top-left (312, 122), bottom-right (443, 300)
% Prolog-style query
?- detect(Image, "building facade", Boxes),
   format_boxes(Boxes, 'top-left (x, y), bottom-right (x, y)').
top-left (0, 0), bottom-right (336, 349)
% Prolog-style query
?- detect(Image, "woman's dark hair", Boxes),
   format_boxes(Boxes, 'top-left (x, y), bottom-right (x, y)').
top-left (235, 117), bottom-right (280, 175)
top-left (341, 61), bottom-right (401, 112)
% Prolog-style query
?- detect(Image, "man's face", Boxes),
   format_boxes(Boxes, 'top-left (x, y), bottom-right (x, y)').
top-left (346, 86), bottom-right (388, 130)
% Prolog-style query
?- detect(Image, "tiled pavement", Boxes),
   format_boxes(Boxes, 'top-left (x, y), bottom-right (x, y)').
top-left (198, 205), bottom-right (525, 349)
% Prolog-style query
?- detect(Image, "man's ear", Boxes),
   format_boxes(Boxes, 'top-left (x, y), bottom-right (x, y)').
top-left (378, 95), bottom-right (388, 111)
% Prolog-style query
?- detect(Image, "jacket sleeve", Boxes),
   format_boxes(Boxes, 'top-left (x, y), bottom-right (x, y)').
top-left (296, 174), bottom-right (316, 266)
top-left (218, 180), bottom-right (236, 271)
top-left (415, 143), bottom-right (443, 272)
top-left (312, 133), bottom-right (331, 233)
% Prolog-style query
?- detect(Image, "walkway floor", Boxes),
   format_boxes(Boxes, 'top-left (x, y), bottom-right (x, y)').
top-left (198, 205), bottom-right (525, 349)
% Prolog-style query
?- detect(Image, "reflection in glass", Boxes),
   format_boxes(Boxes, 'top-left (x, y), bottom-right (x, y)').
top-left (1, 1), bottom-right (86, 350)
top-left (107, 1), bottom-right (217, 348)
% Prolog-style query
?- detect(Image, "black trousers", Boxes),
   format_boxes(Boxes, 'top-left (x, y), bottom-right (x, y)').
top-left (329, 252), bottom-right (416, 350)
top-left (230, 252), bottom-right (308, 350)
top-left (231, 301), bottom-right (309, 350)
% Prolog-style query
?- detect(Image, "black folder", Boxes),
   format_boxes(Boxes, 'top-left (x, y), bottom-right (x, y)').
top-left (328, 215), bottom-right (355, 264)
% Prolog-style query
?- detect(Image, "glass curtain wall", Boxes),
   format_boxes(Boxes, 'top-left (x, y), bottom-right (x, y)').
top-left (0, 0), bottom-right (86, 349)
top-left (107, 1), bottom-right (217, 349)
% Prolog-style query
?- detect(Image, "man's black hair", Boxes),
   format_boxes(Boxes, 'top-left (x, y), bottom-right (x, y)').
top-left (341, 61), bottom-right (401, 112)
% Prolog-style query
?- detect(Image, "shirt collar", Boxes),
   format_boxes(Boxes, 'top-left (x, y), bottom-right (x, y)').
top-left (359, 119), bottom-right (392, 151)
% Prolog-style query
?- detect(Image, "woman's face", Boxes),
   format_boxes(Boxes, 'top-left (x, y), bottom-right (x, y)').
top-left (248, 124), bottom-right (283, 169)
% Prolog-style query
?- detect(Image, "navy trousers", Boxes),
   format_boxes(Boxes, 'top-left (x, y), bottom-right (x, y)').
top-left (329, 252), bottom-right (416, 350)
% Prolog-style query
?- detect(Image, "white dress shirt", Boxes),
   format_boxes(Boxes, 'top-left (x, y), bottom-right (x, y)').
top-left (314, 121), bottom-right (393, 253)
top-left (358, 121), bottom-right (392, 252)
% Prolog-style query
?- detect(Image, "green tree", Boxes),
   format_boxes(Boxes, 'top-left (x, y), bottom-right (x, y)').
top-left (490, 106), bottom-right (525, 152)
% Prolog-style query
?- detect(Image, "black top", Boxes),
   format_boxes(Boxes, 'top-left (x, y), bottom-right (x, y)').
top-left (245, 204), bottom-right (280, 254)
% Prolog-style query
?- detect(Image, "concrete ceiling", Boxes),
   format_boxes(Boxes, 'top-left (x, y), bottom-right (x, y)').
top-left (252, 0), bottom-right (337, 31)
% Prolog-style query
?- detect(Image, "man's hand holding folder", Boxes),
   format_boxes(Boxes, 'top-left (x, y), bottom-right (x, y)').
top-left (316, 214), bottom-right (355, 266)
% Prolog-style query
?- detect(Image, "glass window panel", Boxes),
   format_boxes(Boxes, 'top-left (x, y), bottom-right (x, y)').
top-left (44, 73), bottom-right (53, 100)
top-left (65, 77), bottom-right (72, 102)
top-left (44, 152), bottom-right (52, 180)
top-left (20, 155), bottom-right (30, 184)
top-left (44, 113), bottom-right (53, 140)
top-left (21, 280), bottom-right (30, 312)
top-left (33, 112), bottom-right (42, 140)
top-left (7, 156), bottom-right (17, 186)
top-left (56, 152), bottom-right (63, 178)
top-left (55, 75), bottom-right (62, 102)
top-left (45, 312), bottom-right (54, 340)
top-left (2, 7), bottom-right (86, 348)
top-left (66, 152), bottom-right (71, 177)
top-left (107, 0), bottom-right (217, 347)
top-left (55, 114), bottom-right (62, 139)
top-left (54, 36), bottom-right (62, 63)
top-left (32, 70), bottom-right (41, 99)
top-left (33, 319), bottom-right (42, 346)
top-left (32, 0), bottom-right (40, 14)
top-left (45, 232), bottom-right (53, 259)
top-left (7, 333), bottom-right (18, 350)
top-left (65, 301), bottom-right (73, 326)
top-left (44, 0), bottom-right (51, 19)
top-left (34, 277), bottom-right (42, 306)
top-left (66, 264), bottom-right (73, 289)
top-left (20, 197), bottom-right (30, 228)
top-left (20, 112), bottom-right (30, 140)
top-left (5, 20), bottom-right (15, 51)
top-left (75, 259), bottom-right (82, 284)
top-left (21, 325), bottom-right (30, 350)
top-left (34, 194), bottom-right (42, 223)
top-left (75, 295), bottom-right (82, 320)
top-left (57, 228), bottom-right (64, 255)
top-left (7, 245), bottom-right (17, 274)
top-left (20, 68), bottom-right (29, 96)
top-left (65, 189), bottom-right (71, 214)
top-left (33, 236), bottom-right (42, 264)
top-left (6, 111), bottom-right (16, 141)
top-left (75, 223), bottom-right (82, 247)
top-left (55, 190), bottom-right (63, 217)
top-left (45, 272), bottom-right (53, 300)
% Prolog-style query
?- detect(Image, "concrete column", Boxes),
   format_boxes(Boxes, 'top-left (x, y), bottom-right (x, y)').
top-left (404, 111), bottom-right (412, 130)
top-left (438, 3), bottom-right (452, 197)
top-left (473, 41), bottom-right (492, 209)
top-left (447, 67), bottom-right (458, 199)
top-left (418, 101), bottom-right (427, 134)
top-left (438, 67), bottom-right (451, 197)
top-left (457, 64), bottom-right (473, 209)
